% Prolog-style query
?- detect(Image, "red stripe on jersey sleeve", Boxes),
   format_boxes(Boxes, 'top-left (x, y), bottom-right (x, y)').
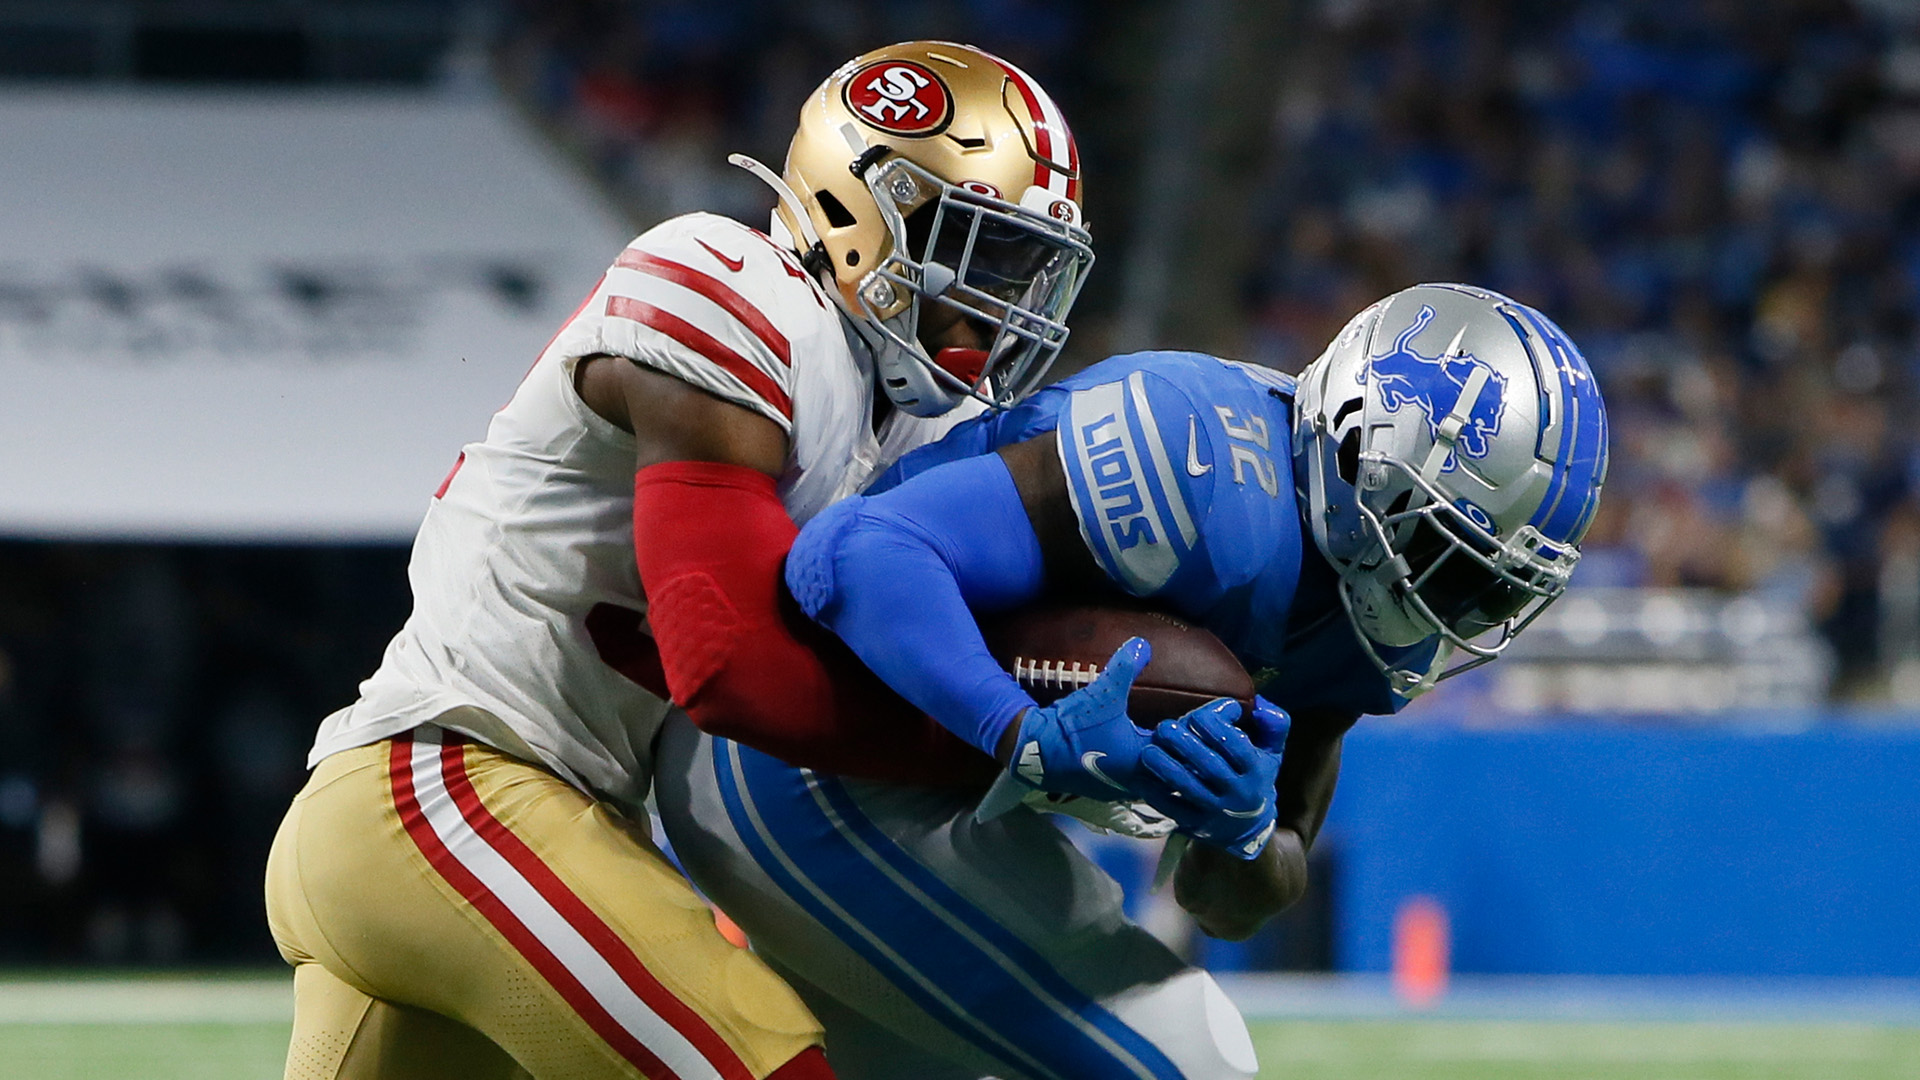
top-left (605, 295), bottom-right (794, 421)
top-left (433, 452), bottom-right (466, 499)
top-left (614, 249), bottom-right (791, 367)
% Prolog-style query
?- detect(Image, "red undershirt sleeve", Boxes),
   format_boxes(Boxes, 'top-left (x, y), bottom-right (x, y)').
top-left (626, 460), bottom-right (997, 788)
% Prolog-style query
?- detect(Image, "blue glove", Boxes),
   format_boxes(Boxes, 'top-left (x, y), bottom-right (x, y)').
top-left (1239, 695), bottom-right (1291, 755)
top-left (975, 638), bottom-right (1157, 821)
top-left (1140, 696), bottom-right (1286, 859)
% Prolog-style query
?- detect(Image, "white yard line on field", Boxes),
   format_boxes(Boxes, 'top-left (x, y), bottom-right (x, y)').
top-left (5, 970), bottom-right (1920, 1027)
top-left (0, 974), bottom-right (292, 1024)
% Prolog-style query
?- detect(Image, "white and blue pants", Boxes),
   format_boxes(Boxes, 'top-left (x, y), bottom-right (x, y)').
top-left (652, 714), bottom-right (1259, 1080)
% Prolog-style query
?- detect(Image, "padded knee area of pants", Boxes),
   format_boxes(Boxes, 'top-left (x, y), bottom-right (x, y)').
top-left (336, 996), bottom-right (526, 1080)
top-left (1201, 973), bottom-right (1259, 1076)
top-left (1105, 968), bottom-right (1258, 1080)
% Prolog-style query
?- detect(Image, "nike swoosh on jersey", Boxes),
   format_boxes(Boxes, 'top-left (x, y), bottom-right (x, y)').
top-left (696, 238), bottom-right (746, 273)
top-left (1080, 750), bottom-right (1126, 791)
top-left (1185, 415), bottom-right (1212, 476)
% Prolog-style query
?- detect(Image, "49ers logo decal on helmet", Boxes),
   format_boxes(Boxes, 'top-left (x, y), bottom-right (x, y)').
top-left (843, 60), bottom-right (953, 136)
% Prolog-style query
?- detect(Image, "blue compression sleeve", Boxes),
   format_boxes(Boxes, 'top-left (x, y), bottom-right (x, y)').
top-left (786, 452), bottom-right (1044, 756)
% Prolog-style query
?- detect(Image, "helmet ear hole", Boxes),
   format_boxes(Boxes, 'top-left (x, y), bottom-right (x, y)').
top-left (1336, 428), bottom-right (1361, 486)
top-left (816, 190), bottom-right (857, 228)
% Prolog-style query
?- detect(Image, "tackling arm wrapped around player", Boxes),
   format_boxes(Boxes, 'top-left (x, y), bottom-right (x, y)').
top-left (783, 421), bottom-right (1286, 866)
top-left (577, 324), bottom-right (1007, 788)
top-left (785, 437), bottom-right (1283, 857)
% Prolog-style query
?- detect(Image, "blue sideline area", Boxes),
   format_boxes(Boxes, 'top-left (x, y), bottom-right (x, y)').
top-left (1215, 973), bottom-right (1920, 1023)
top-left (1323, 718), bottom-right (1920, 977)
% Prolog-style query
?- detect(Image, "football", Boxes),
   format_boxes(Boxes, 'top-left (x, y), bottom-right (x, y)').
top-left (979, 603), bottom-right (1254, 723)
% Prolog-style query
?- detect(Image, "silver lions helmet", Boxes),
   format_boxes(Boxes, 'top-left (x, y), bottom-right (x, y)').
top-left (1293, 284), bottom-right (1610, 697)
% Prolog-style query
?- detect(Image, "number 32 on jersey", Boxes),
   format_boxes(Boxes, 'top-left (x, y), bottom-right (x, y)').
top-left (1215, 406), bottom-right (1279, 496)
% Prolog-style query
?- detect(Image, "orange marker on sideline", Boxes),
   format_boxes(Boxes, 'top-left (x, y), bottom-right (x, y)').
top-left (1392, 894), bottom-right (1450, 1008)
top-left (713, 907), bottom-right (750, 949)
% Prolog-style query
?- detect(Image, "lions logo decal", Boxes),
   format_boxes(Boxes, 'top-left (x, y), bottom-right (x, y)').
top-left (1369, 304), bottom-right (1507, 465)
top-left (843, 60), bottom-right (953, 137)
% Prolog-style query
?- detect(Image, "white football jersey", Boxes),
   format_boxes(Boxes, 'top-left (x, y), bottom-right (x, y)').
top-left (308, 212), bottom-right (977, 809)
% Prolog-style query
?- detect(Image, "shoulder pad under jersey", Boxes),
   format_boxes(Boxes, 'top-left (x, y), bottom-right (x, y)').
top-left (1219, 358), bottom-right (1298, 398)
top-left (1056, 352), bottom-right (1296, 599)
top-left (580, 212), bottom-right (838, 433)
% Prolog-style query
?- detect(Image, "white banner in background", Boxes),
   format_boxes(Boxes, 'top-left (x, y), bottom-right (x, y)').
top-left (0, 87), bottom-right (634, 541)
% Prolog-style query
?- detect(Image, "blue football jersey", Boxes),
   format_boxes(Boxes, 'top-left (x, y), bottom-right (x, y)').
top-left (870, 351), bottom-right (1438, 718)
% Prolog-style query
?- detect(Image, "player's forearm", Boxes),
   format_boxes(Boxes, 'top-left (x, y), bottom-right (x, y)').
top-left (632, 461), bottom-right (995, 786)
top-left (1174, 825), bottom-right (1310, 940)
top-left (1274, 709), bottom-right (1357, 849)
top-left (786, 452), bottom-right (1046, 756)
top-left (686, 610), bottom-right (999, 786)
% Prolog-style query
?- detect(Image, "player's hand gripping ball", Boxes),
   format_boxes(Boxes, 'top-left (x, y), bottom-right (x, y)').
top-left (975, 637), bottom-right (1164, 820)
top-left (1143, 697), bottom-right (1288, 859)
top-left (974, 604), bottom-right (1271, 828)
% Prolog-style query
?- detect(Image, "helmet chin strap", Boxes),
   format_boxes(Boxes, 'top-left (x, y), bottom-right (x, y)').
top-left (1333, 564), bottom-right (1451, 700)
top-left (1393, 640), bottom-right (1452, 698)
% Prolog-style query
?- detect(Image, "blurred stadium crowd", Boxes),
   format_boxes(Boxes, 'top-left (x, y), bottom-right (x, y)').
top-left (1239, 0), bottom-right (1920, 699)
top-left (493, 0), bottom-right (1090, 227)
top-left (4, 0), bottom-right (1920, 964)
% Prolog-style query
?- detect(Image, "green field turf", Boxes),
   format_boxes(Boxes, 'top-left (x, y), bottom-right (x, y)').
top-left (0, 1022), bottom-right (290, 1080)
top-left (2, 1018), bottom-right (1917, 1079)
top-left (1248, 1019), bottom-right (1920, 1079)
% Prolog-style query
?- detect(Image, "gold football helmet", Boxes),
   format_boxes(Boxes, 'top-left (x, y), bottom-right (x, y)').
top-left (731, 41), bottom-right (1093, 416)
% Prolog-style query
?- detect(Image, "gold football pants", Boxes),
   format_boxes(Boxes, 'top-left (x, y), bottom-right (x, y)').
top-left (265, 724), bottom-right (823, 1080)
